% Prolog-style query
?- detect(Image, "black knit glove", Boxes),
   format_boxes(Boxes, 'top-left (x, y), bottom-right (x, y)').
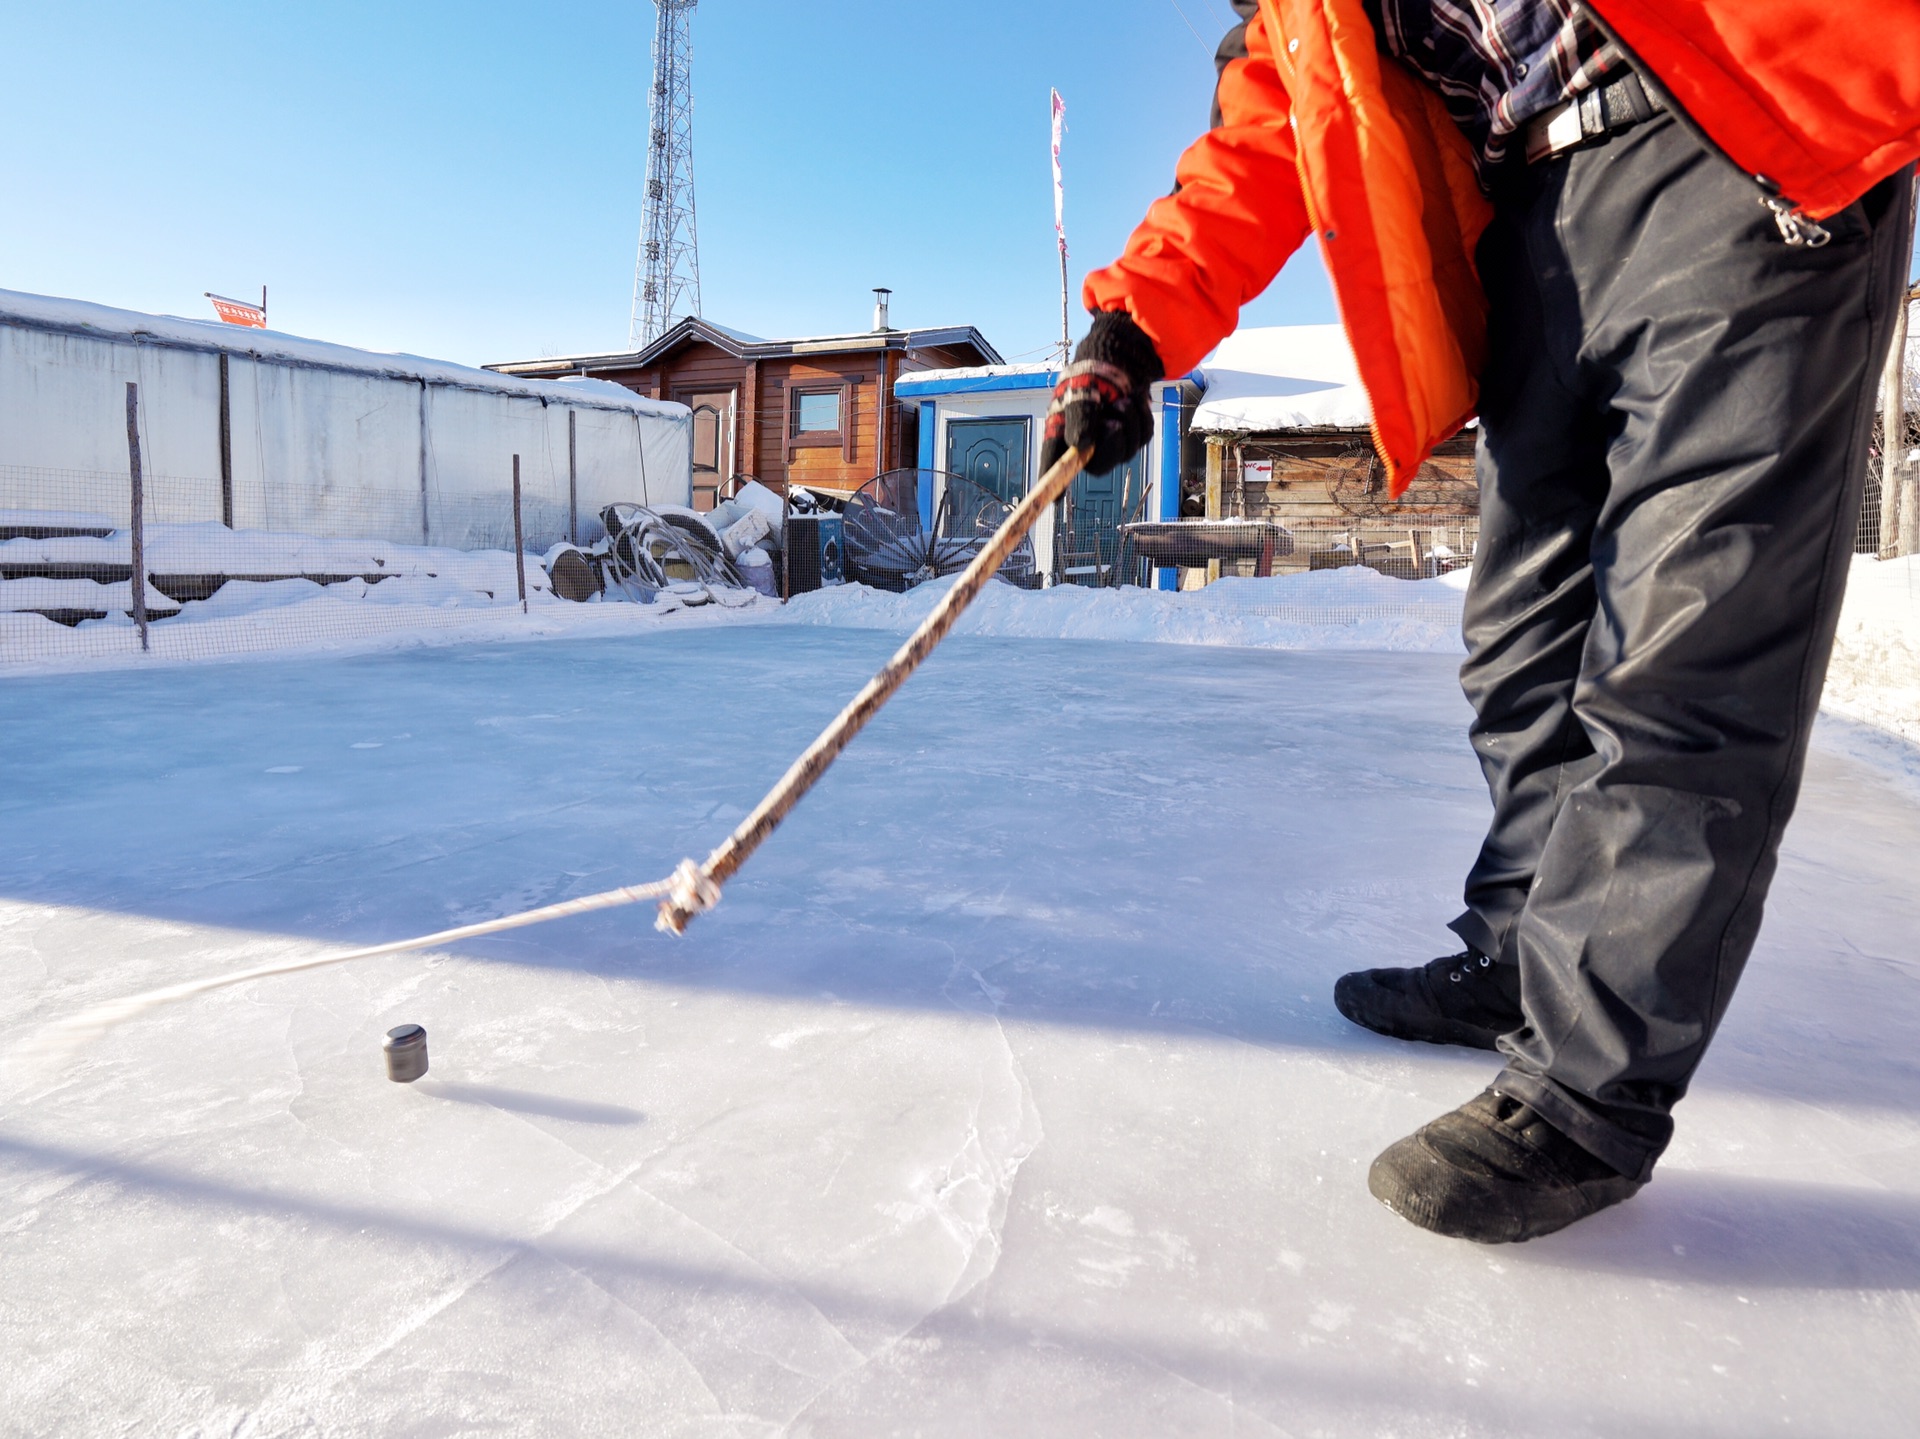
top-left (1040, 310), bottom-right (1165, 477)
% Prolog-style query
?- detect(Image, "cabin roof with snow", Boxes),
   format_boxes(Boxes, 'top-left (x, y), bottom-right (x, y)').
top-left (1190, 324), bottom-right (1371, 434)
top-left (488, 315), bottom-right (1004, 378)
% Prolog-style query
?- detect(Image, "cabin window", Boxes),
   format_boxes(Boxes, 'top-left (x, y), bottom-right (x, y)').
top-left (794, 390), bottom-right (842, 435)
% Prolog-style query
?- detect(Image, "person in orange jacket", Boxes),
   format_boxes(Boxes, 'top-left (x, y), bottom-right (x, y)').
top-left (1042, 0), bottom-right (1919, 1243)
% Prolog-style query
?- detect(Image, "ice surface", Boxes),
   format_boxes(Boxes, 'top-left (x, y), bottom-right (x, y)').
top-left (2, 626), bottom-right (1917, 1436)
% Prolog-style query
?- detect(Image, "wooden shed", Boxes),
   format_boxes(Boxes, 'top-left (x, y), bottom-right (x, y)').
top-left (490, 311), bottom-right (1000, 510)
top-left (1189, 325), bottom-right (1480, 576)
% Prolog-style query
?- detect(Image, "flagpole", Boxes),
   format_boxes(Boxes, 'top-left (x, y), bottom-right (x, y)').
top-left (1051, 89), bottom-right (1071, 369)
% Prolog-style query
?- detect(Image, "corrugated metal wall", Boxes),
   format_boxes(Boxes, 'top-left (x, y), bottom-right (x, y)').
top-left (0, 318), bottom-right (690, 552)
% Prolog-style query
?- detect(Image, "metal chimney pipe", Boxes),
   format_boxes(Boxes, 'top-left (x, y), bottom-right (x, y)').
top-left (872, 287), bottom-right (892, 332)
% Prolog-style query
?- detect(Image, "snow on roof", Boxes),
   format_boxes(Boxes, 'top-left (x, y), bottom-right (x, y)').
top-left (1191, 324), bottom-right (1371, 433)
top-left (0, 288), bottom-right (685, 418)
top-left (700, 320), bottom-right (768, 346)
top-left (493, 318), bottom-right (1003, 374)
top-left (893, 362), bottom-right (1059, 394)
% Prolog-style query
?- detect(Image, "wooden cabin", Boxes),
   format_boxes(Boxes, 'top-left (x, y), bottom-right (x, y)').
top-left (1189, 324), bottom-right (1480, 577)
top-left (1210, 431), bottom-right (1479, 526)
top-left (489, 310), bottom-right (1001, 510)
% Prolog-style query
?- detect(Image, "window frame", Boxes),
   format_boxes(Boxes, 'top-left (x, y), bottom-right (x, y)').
top-left (786, 378), bottom-right (853, 457)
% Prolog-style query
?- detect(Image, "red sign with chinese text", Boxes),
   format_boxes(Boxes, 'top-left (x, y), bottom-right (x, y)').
top-left (207, 294), bottom-right (266, 329)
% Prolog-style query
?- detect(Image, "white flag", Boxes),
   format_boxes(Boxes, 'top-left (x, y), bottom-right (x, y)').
top-left (1050, 88), bottom-right (1068, 259)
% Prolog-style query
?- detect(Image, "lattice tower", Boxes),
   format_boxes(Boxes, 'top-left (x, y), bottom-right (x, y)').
top-left (629, 0), bottom-right (701, 349)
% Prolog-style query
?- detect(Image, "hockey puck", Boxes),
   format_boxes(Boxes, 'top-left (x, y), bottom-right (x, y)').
top-left (383, 1024), bottom-right (429, 1083)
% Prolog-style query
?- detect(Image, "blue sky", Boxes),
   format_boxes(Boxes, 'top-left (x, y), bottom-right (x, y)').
top-left (9, 4), bottom-right (1908, 372)
top-left (0, 0), bottom-right (1340, 369)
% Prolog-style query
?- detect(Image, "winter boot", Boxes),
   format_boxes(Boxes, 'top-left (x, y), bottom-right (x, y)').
top-left (1332, 949), bottom-right (1523, 1050)
top-left (1367, 1088), bottom-right (1645, 1243)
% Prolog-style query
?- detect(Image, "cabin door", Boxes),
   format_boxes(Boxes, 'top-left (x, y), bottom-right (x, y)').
top-left (945, 418), bottom-right (1029, 508)
top-left (1059, 448), bottom-right (1149, 585)
top-left (680, 390), bottom-right (735, 512)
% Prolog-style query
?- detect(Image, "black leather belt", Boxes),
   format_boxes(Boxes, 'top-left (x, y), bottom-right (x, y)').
top-left (1523, 72), bottom-right (1663, 164)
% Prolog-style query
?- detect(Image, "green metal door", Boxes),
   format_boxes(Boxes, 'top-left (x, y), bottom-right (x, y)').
top-left (946, 418), bottom-right (1030, 508)
top-left (1059, 449), bottom-right (1149, 585)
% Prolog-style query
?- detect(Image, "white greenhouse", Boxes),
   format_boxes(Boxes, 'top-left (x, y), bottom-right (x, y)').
top-left (0, 288), bottom-right (691, 552)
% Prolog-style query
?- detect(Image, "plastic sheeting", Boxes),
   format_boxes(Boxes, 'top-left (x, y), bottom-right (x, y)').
top-left (0, 288), bottom-right (690, 553)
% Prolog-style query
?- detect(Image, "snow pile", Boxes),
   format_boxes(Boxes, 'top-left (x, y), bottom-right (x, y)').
top-left (1824, 554), bottom-right (1920, 745)
top-left (0, 521), bottom-right (777, 671)
top-left (782, 565), bottom-right (1471, 653)
top-left (0, 509), bottom-right (115, 535)
top-left (0, 585), bottom-right (771, 671)
top-left (1, 578), bottom-right (171, 614)
top-left (781, 556), bottom-right (1920, 751)
top-left (1, 522), bottom-right (550, 588)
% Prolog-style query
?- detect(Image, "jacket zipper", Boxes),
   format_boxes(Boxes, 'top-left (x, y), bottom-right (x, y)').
top-left (1577, 4), bottom-right (1832, 247)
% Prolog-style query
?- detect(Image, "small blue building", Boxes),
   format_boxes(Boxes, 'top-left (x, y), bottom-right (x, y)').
top-left (893, 365), bottom-right (1196, 588)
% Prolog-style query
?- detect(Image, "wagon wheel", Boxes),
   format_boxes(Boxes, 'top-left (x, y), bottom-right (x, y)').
top-left (1325, 440), bottom-right (1389, 518)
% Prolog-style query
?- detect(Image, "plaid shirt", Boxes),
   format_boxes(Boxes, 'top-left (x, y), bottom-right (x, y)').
top-left (1364, 0), bottom-right (1621, 173)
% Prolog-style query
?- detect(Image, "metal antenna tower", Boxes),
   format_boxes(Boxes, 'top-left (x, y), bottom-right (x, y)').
top-left (629, 0), bottom-right (701, 349)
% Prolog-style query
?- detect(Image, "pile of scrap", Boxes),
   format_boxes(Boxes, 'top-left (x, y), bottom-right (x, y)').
top-left (543, 480), bottom-right (786, 606)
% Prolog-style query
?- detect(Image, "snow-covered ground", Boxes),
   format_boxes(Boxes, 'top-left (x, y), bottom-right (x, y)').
top-left (1825, 553), bottom-right (1920, 747)
top-left (8, 537), bottom-right (1915, 770)
top-left (2, 623), bottom-right (1916, 1436)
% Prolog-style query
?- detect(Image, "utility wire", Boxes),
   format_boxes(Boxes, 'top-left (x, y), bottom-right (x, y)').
top-left (1164, 0), bottom-right (1215, 56)
top-left (1195, 0), bottom-right (1234, 30)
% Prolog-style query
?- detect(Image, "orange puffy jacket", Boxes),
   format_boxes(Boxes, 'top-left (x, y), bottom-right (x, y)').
top-left (1084, 0), bottom-right (1920, 496)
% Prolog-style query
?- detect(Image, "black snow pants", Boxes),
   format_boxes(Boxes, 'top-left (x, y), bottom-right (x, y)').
top-left (1447, 111), bottom-right (1914, 1182)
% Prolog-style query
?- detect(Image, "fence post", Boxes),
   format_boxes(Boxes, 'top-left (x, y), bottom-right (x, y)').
top-left (568, 409), bottom-right (579, 545)
top-left (418, 381), bottom-right (432, 545)
top-left (1880, 285), bottom-right (1910, 557)
top-left (1899, 286), bottom-right (1919, 558)
top-left (1204, 437), bottom-right (1226, 586)
top-left (512, 453), bottom-right (528, 615)
top-left (218, 352), bottom-right (234, 528)
top-left (125, 382), bottom-right (149, 653)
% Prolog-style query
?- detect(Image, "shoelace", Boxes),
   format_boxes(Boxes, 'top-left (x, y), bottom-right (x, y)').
top-left (1445, 950), bottom-right (1495, 985)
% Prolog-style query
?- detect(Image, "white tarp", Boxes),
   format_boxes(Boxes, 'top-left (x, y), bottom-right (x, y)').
top-left (1190, 323), bottom-right (1372, 433)
top-left (0, 288), bottom-right (690, 553)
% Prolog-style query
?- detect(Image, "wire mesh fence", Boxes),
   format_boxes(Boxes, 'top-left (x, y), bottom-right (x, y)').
top-left (1098, 514), bottom-right (1918, 744)
top-left (5, 420), bottom-right (1915, 754)
top-left (1100, 518), bottom-right (1477, 623)
top-left (1, 459), bottom-right (552, 671)
top-left (1863, 414), bottom-right (1919, 559)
